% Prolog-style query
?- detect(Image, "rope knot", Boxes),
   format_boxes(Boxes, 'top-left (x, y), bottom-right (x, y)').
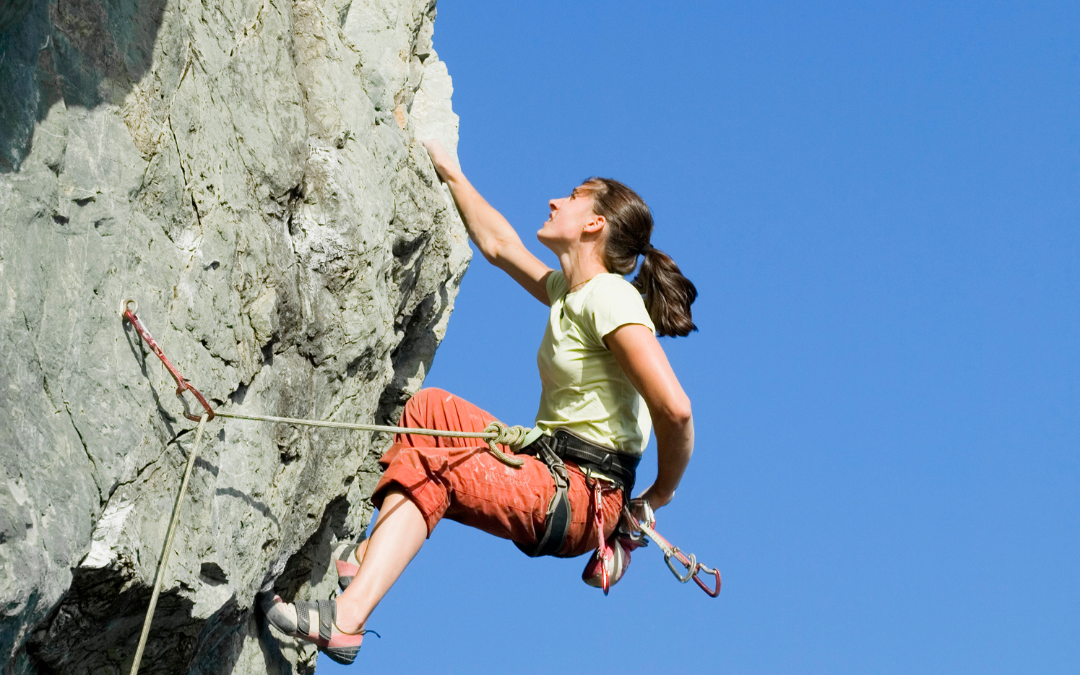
top-left (482, 421), bottom-right (531, 468)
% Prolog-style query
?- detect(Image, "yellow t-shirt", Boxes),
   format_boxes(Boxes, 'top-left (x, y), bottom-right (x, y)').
top-left (531, 271), bottom-right (656, 456)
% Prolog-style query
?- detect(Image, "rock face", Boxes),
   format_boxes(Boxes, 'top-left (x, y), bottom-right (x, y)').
top-left (0, 1), bottom-right (468, 672)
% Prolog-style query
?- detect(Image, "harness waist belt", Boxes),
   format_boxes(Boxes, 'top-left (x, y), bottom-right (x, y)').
top-left (519, 429), bottom-right (639, 491)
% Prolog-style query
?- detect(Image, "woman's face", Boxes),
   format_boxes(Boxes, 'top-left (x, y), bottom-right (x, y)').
top-left (537, 187), bottom-right (599, 252)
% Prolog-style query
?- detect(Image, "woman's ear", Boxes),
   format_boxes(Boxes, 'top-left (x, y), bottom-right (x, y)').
top-left (584, 214), bottom-right (606, 234)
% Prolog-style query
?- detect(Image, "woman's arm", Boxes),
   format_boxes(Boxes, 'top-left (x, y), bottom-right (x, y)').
top-left (605, 324), bottom-right (694, 509)
top-left (423, 139), bottom-right (553, 305)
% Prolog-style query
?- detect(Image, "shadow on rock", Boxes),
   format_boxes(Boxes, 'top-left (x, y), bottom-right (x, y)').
top-left (24, 565), bottom-right (200, 674)
top-left (0, 0), bottom-right (168, 172)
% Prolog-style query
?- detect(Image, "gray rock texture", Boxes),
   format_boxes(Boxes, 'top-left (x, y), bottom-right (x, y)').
top-left (0, 0), bottom-right (468, 672)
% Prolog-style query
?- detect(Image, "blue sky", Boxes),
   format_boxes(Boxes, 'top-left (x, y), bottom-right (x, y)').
top-left (322, 2), bottom-right (1078, 672)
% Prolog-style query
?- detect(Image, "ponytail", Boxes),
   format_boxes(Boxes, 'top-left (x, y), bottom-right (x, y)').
top-left (577, 177), bottom-right (698, 338)
top-left (634, 246), bottom-right (697, 337)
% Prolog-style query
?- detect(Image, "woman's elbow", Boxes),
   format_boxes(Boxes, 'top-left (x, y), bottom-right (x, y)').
top-left (478, 238), bottom-right (507, 265)
top-left (660, 395), bottom-right (693, 428)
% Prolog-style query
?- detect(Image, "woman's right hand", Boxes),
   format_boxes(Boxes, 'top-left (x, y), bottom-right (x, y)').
top-left (638, 484), bottom-right (675, 510)
top-left (421, 139), bottom-right (457, 182)
top-left (417, 139), bottom-right (553, 304)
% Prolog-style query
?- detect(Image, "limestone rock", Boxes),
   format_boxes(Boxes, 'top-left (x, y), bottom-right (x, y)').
top-left (0, 1), bottom-right (468, 672)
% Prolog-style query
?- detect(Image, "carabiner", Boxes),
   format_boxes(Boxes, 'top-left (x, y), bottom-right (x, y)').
top-left (620, 502), bottom-right (721, 598)
top-left (692, 564), bottom-right (722, 598)
top-left (664, 549), bottom-right (697, 583)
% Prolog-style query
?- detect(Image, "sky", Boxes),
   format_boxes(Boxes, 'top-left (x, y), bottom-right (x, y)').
top-left (322, 1), bottom-right (1078, 673)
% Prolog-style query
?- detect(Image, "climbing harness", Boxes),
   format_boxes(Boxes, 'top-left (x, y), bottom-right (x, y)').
top-left (514, 428), bottom-right (640, 560)
top-left (119, 299), bottom-right (720, 673)
top-left (519, 428), bottom-right (640, 489)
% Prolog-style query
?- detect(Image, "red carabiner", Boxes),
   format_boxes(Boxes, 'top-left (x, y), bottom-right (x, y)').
top-left (692, 564), bottom-right (721, 598)
top-left (591, 480), bottom-right (611, 595)
top-left (665, 549), bottom-right (722, 598)
top-left (122, 299), bottom-right (215, 422)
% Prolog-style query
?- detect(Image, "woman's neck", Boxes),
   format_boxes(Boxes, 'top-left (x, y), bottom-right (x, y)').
top-left (558, 245), bottom-right (609, 293)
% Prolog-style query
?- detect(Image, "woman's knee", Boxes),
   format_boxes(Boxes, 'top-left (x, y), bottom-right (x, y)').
top-left (400, 387), bottom-right (453, 425)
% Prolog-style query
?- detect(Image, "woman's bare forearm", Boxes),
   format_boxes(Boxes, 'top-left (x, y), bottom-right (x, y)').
top-left (423, 139), bottom-right (552, 303)
top-left (423, 140), bottom-right (523, 262)
top-left (442, 172), bottom-right (525, 262)
top-left (642, 410), bottom-right (694, 509)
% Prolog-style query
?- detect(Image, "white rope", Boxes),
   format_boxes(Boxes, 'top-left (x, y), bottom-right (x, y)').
top-left (215, 411), bottom-right (496, 438)
top-left (213, 412), bottom-right (529, 467)
top-left (130, 413), bottom-right (209, 675)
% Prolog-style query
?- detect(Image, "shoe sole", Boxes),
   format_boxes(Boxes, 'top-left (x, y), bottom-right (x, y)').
top-left (322, 646), bottom-right (360, 665)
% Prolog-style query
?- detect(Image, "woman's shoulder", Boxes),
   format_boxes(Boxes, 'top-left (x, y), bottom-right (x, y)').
top-left (547, 270), bottom-right (568, 301)
top-left (583, 273), bottom-right (644, 302)
top-left (577, 274), bottom-right (655, 335)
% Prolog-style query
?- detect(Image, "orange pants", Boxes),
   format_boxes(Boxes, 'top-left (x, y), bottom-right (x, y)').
top-left (372, 388), bottom-right (623, 558)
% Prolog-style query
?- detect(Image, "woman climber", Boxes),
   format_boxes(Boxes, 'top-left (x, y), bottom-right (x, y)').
top-left (264, 139), bottom-right (698, 665)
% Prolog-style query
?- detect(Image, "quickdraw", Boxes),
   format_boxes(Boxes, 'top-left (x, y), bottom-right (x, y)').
top-left (122, 299), bottom-right (214, 422)
top-left (590, 480), bottom-right (613, 594)
top-left (622, 503), bottom-right (721, 598)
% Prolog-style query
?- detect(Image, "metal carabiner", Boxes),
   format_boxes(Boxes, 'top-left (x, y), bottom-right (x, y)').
top-left (692, 563), bottom-right (722, 598)
top-left (621, 503), bottom-right (722, 598)
top-left (664, 548), bottom-right (697, 583)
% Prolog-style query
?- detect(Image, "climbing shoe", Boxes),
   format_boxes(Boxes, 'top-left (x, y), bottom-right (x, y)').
top-left (260, 593), bottom-right (375, 665)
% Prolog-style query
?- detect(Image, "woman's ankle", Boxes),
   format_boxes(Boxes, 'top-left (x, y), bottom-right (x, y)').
top-left (333, 598), bottom-right (366, 634)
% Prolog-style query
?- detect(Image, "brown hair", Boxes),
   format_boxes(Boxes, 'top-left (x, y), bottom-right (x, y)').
top-left (578, 177), bottom-right (697, 337)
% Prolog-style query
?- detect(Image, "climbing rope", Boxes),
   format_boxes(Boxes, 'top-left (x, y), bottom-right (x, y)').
top-left (212, 412), bottom-right (529, 467)
top-left (129, 413), bottom-right (210, 675)
top-left (123, 299), bottom-right (528, 465)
